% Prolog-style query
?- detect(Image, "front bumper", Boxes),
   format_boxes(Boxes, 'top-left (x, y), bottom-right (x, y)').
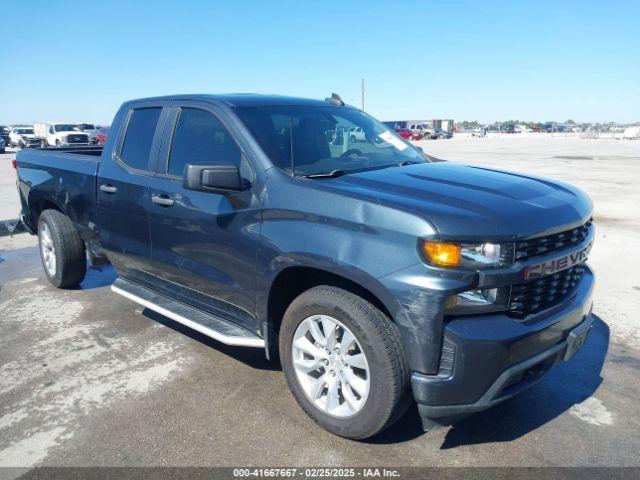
top-left (22, 139), bottom-right (42, 148)
top-left (412, 266), bottom-right (594, 420)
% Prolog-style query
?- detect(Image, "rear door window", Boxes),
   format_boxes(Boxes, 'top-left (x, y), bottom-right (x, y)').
top-left (119, 107), bottom-right (162, 171)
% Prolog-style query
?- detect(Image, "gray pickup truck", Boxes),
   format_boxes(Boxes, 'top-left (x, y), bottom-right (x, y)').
top-left (15, 93), bottom-right (595, 439)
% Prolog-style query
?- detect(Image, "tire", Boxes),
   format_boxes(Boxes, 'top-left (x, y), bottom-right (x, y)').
top-left (279, 285), bottom-right (409, 439)
top-left (38, 209), bottom-right (87, 288)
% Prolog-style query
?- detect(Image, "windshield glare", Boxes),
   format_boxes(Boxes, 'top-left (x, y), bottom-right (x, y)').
top-left (234, 105), bottom-right (427, 176)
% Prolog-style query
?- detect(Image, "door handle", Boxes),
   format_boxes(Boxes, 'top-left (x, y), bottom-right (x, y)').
top-left (151, 194), bottom-right (175, 207)
top-left (100, 184), bottom-right (117, 194)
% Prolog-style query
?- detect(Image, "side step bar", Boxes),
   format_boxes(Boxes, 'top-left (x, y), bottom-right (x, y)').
top-left (111, 278), bottom-right (265, 348)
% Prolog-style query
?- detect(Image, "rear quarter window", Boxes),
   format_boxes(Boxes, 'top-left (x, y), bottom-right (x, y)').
top-left (119, 107), bottom-right (162, 171)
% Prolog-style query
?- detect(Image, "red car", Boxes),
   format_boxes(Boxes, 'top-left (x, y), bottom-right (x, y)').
top-left (394, 128), bottom-right (422, 140)
top-left (96, 126), bottom-right (110, 145)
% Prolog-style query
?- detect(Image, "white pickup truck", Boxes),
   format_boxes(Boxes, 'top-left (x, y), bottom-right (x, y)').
top-left (33, 122), bottom-right (90, 147)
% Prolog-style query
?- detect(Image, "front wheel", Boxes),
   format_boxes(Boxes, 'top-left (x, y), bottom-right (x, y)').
top-left (38, 210), bottom-right (87, 288)
top-left (279, 286), bottom-right (409, 439)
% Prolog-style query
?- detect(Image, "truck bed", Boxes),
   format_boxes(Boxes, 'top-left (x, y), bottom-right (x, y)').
top-left (15, 146), bottom-right (103, 235)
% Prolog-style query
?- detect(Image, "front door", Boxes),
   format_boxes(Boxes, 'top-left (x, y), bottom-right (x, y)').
top-left (147, 103), bottom-right (261, 332)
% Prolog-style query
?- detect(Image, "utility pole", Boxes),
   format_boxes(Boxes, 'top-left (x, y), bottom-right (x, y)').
top-left (361, 78), bottom-right (365, 111)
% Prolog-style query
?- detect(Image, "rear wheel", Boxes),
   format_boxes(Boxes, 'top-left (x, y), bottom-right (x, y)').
top-left (279, 286), bottom-right (409, 439)
top-left (38, 210), bottom-right (87, 288)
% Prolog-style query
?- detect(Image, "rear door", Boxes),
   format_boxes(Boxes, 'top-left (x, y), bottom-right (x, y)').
top-left (146, 101), bottom-right (261, 331)
top-left (97, 101), bottom-right (171, 279)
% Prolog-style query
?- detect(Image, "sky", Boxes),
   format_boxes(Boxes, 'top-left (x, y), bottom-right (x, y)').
top-left (1, 0), bottom-right (638, 125)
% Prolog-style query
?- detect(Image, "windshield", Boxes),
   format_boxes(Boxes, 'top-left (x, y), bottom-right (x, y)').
top-left (55, 124), bottom-right (79, 132)
top-left (234, 105), bottom-right (428, 177)
top-left (78, 124), bottom-right (95, 130)
top-left (16, 128), bottom-right (34, 134)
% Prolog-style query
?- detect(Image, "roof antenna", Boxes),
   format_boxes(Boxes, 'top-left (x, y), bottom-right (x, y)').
top-left (324, 93), bottom-right (345, 106)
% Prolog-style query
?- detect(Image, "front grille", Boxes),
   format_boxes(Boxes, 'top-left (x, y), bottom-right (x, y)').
top-left (509, 265), bottom-right (585, 318)
top-left (515, 221), bottom-right (592, 261)
top-left (67, 134), bottom-right (88, 143)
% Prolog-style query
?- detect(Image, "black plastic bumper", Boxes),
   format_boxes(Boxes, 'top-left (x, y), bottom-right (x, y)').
top-left (412, 266), bottom-right (595, 420)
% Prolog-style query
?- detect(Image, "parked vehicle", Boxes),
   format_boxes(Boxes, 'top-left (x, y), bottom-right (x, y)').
top-left (76, 123), bottom-right (100, 144)
top-left (501, 124), bottom-right (518, 134)
top-left (408, 123), bottom-right (433, 138)
top-left (471, 126), bottom-right (487, 137)
top-left (0, 126), bottom-right (10, 146)
top-left (623, 126), bottom-right (640, 139)
top-left (15, 93), bottom-right (595, 440)
top-left (33, 122), bottom-right (90, 147)
top-left (96, 126), bottom-right (110, 145)
top-left (9, 127), bottom-right (41, 149)
top-left (0, 137), bottom-right (5, 154)
top-left (348, 126), bottom-right (366, 142)
top-left (395, 127), bottom-right (421, 140)
top-left (431, 127), bottom-right (453, 139)
top-left (383, 121), bottom-right (403, 129)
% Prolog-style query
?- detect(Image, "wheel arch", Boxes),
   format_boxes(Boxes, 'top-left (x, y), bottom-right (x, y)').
top-left (25, 195), bottom-right (65, 231)
top-left (264, 264), bottom-right (397, 360)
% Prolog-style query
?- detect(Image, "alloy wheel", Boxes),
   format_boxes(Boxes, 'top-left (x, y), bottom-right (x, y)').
top-left (291, 314), bottom-right (370, 417)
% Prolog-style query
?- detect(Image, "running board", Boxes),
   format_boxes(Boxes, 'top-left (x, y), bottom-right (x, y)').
top-left (111, 278), bottom-right (265, 348)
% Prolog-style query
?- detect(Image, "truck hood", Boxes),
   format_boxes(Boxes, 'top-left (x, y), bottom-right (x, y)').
top-left (315, 162), bottom-right (592, 241)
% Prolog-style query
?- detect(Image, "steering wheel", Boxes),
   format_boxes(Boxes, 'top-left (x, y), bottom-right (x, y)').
top-left (339, 148), bottom-right (363, 159)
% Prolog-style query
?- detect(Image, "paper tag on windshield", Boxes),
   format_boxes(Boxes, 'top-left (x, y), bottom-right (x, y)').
top-left (378, 131), bottom-right (408, 151)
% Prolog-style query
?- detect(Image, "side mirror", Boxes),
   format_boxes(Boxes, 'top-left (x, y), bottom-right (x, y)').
top-left (183, 163), bottom-right (245, 193)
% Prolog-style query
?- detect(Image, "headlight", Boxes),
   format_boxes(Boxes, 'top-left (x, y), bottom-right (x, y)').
top-left (421, 241), bottom-right (514, 269)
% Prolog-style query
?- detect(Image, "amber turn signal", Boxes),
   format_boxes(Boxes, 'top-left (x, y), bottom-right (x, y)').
top-left (422, 241), bottom-right (462, 267)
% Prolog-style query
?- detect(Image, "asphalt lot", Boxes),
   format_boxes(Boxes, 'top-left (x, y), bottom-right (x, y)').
top-left (1, 135), bottom-right (639, 468)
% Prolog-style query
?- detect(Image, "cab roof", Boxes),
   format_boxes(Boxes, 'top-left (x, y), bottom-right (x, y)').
top-left (128, 93), bottom-right (345, 108)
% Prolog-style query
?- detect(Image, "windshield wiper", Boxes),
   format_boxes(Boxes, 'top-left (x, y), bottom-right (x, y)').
top-left (394, 160), bottom-right (420, 167)
top-left (303, 161), bottom-right (421, 179)
top-left (303, 169), bottom-right (347, 179)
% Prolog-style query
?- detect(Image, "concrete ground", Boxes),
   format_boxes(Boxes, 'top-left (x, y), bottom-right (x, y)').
top-left (1, 135), bottom-right (639, 468)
